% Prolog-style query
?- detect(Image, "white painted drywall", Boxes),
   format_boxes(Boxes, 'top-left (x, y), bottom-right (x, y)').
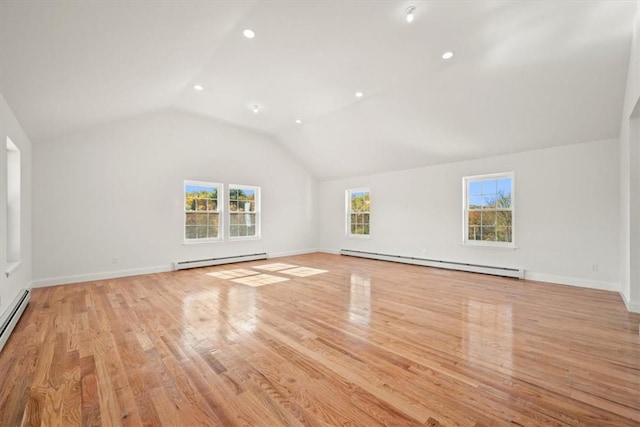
top-left (318, 139), bottom-right (620, 291)
top-left (0, 93), bottom-right (32, 319)
top-left (32, 109), bottom-right (317, 286)
top-left (619, 0), bottom-right (640, 312)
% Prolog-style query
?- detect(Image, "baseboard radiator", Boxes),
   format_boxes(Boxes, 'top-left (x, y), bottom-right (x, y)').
top-left (173, 253), bottom-right (268, 271)
top-left (340, 249), bottom-right (524, 279)
top-left (0, 289), bottom-right (31, 352)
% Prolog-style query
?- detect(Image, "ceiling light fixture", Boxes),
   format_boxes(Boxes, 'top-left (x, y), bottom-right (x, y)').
top-left (442, 51), bottom-right (454, 59)
top-left (251, 104), bottom-right (260, 114)
top-left (295, 119), bottom-right (302, 124)
top-left (193, 84), bottom-right (204, 91)
top-left (405, 6), bottom-right (416, 23)
top-left (355, 91), bottom-right (364, 98)
top-left (243, 29), bottom-right (255, 39)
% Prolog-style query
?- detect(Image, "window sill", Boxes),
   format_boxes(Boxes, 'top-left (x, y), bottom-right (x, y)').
top-left (5, 260), bottom-right (22, 277)
top-left (229, 236), bottom-right (261, 242)
top-left (462, 242), bottom-right (517, 250)
top-left (183, 239), bottom-right (223, 246)
top-left (346, 234), bottom-right (371, 240)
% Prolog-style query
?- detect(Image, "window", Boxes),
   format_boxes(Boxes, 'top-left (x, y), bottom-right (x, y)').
top-left (463, 173), bottom-right (514, 247)
top-left (184, 181), bottom-right (222, 242)
top-left (346, 188), bottom-right (370, 237)
top-left (229, 185), bottom-right (260, 239)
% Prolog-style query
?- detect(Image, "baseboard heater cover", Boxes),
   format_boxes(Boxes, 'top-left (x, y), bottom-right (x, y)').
top-left (0, 289), bottom-right (31, 353)
top-left (173, 253), bottom-right (268, 271)
top-left (340, 249), bottom-right (524, 279)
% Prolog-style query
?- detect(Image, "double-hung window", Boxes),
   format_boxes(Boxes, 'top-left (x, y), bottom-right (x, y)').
top-left (184, 181), bottom-right (222, 242)
top-left (346, 188), bottom-right (371, 237)
top-left (463, 173), bottom-right (514, 247)
top-left (229, 185), bottom-right (260, 239)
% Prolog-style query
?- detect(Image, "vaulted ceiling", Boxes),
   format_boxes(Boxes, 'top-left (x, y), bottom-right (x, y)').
top-left (0, 1), bottom-right (636, 179)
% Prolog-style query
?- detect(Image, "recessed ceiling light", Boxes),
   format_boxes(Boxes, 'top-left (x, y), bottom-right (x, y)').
top-left (193, 84), bottom-right (204, 91)
top-left (405, 6), bottom-right (416, 23)
top-left (295, 119), bottom-right (302, 124)
top-left (243, 29), bottom-right (255, 39)
top-left (251, 104), bottom-right (260, 114)
top-left (442, 51), bottom-right (454, 60)
top-left (355, 91), bottom-right (364, 98)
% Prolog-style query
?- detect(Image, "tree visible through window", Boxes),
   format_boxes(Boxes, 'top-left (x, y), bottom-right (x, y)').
top-left (184, 181), bottom-right (221, 241)
top-left (347, 189), bottom-right (370, 237)
top-left (464, 173), bottom-right (513, 246)
top-left (229, 185), bottom-right (260, 239)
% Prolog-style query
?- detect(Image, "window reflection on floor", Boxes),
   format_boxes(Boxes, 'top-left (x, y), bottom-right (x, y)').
top-left (349, 274), bottom-right (371, 325)
top-left (463, 300), bottom-right (513, 370)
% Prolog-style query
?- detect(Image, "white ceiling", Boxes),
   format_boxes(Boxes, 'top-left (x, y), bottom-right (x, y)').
top-left (0, 1), bottom-right (636, 180)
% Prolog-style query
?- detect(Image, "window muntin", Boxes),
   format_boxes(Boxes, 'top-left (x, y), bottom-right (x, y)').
top-left (229, 185), bottom-right (260, 239)
top-left (464, 173), bottom-right (513, 246)
top-left (184, 181), bottom-right (222, 242)
top-left (347, 188), bottom-right (370, 237)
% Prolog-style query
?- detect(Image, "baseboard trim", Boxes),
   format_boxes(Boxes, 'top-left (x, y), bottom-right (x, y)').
top-left (524, 272), bottom-right (619, 292)
top-left (620, 292), bottom-right (640, 313)
top-left (268, 249), bottom-right (318, 258)
top-left (317, 248), bottom-right (340, 255)
top-left (31, 265), bottom-right (172, 288)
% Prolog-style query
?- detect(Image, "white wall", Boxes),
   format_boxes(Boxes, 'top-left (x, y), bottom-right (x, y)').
top-left (0, 93), bottom-right (32, 317)
top-left (319, 139), bottom-right (620, 291)
top-left (619, 0), bottom-right (640, 312)
top-left (32, 109), bottom-right (317, 286)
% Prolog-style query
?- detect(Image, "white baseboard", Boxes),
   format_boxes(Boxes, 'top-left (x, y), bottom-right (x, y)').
top-left (267, 248), bottom-right (318, 258)
top-left (523, 272), bottom-right (619, 292)
top-left (31, 265), bottom-right (173, 288)
top-left (620, 292), bottom-right (640, 313)
top-left (317, 248), bottom-right (340, 255)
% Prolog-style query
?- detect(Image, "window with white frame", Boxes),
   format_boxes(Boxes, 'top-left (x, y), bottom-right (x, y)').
top-left (346, 188), bottom-right (370, 237)
top-left (184, 181), bottom-right (222, 242)
top-left (229, 185), bottom-right (260, 239)
top-left (463, 173), bottom-right (514, 246)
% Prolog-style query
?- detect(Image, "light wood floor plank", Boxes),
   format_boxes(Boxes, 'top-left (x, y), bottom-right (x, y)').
top-left (1, 253), bottom-right (639, 426)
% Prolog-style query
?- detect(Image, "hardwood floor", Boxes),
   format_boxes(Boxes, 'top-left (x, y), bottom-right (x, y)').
top-left (1, 253), bottom-right (639, 426)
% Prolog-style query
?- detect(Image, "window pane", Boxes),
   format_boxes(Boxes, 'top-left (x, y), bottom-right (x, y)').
top-left (185, 225), bottom-right (197, 239)
top-left (497, 178), bottom-right (511, 196)
top-left (363, 213), bottom-right (370, 225)
top-left (196, 225), bottom-right (208, 238)
top-left (468, 226), bottom-right (480, 240)
top-left (481, 226), bottom-right (496, 241)
top-left (195, 213), bottom-right (207, 225)
top-left (244, 213), bottom-right (255, 226)
top-left (481, 211), bottom-right (496, 226)
top-left (248, 226), bottom-right (256, 236)
top-left (468, 195), bottom-right (483, 208)
top-left (185, 212), bottom-right (197, 225)
top-left (469, 181), bottom-right (482, 196)
top-left (230, 201), bottom-right (238, 212)
top-left (207, 226), bottom-right (217, 238)
top-left (482, 195), bottom-right (497, 209)
top-left (230, 224), bottom-right (239, 237)
top-left (481, 180), bottom-right (497, 195)
top-left (468, 211), bottom-right (481, 226)
top-left (496, 211), bottom-right (512, 227)
top-left (208, 213), bottom-right (219, 227)
top-left (497, 227), bottom-right (512, 242)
